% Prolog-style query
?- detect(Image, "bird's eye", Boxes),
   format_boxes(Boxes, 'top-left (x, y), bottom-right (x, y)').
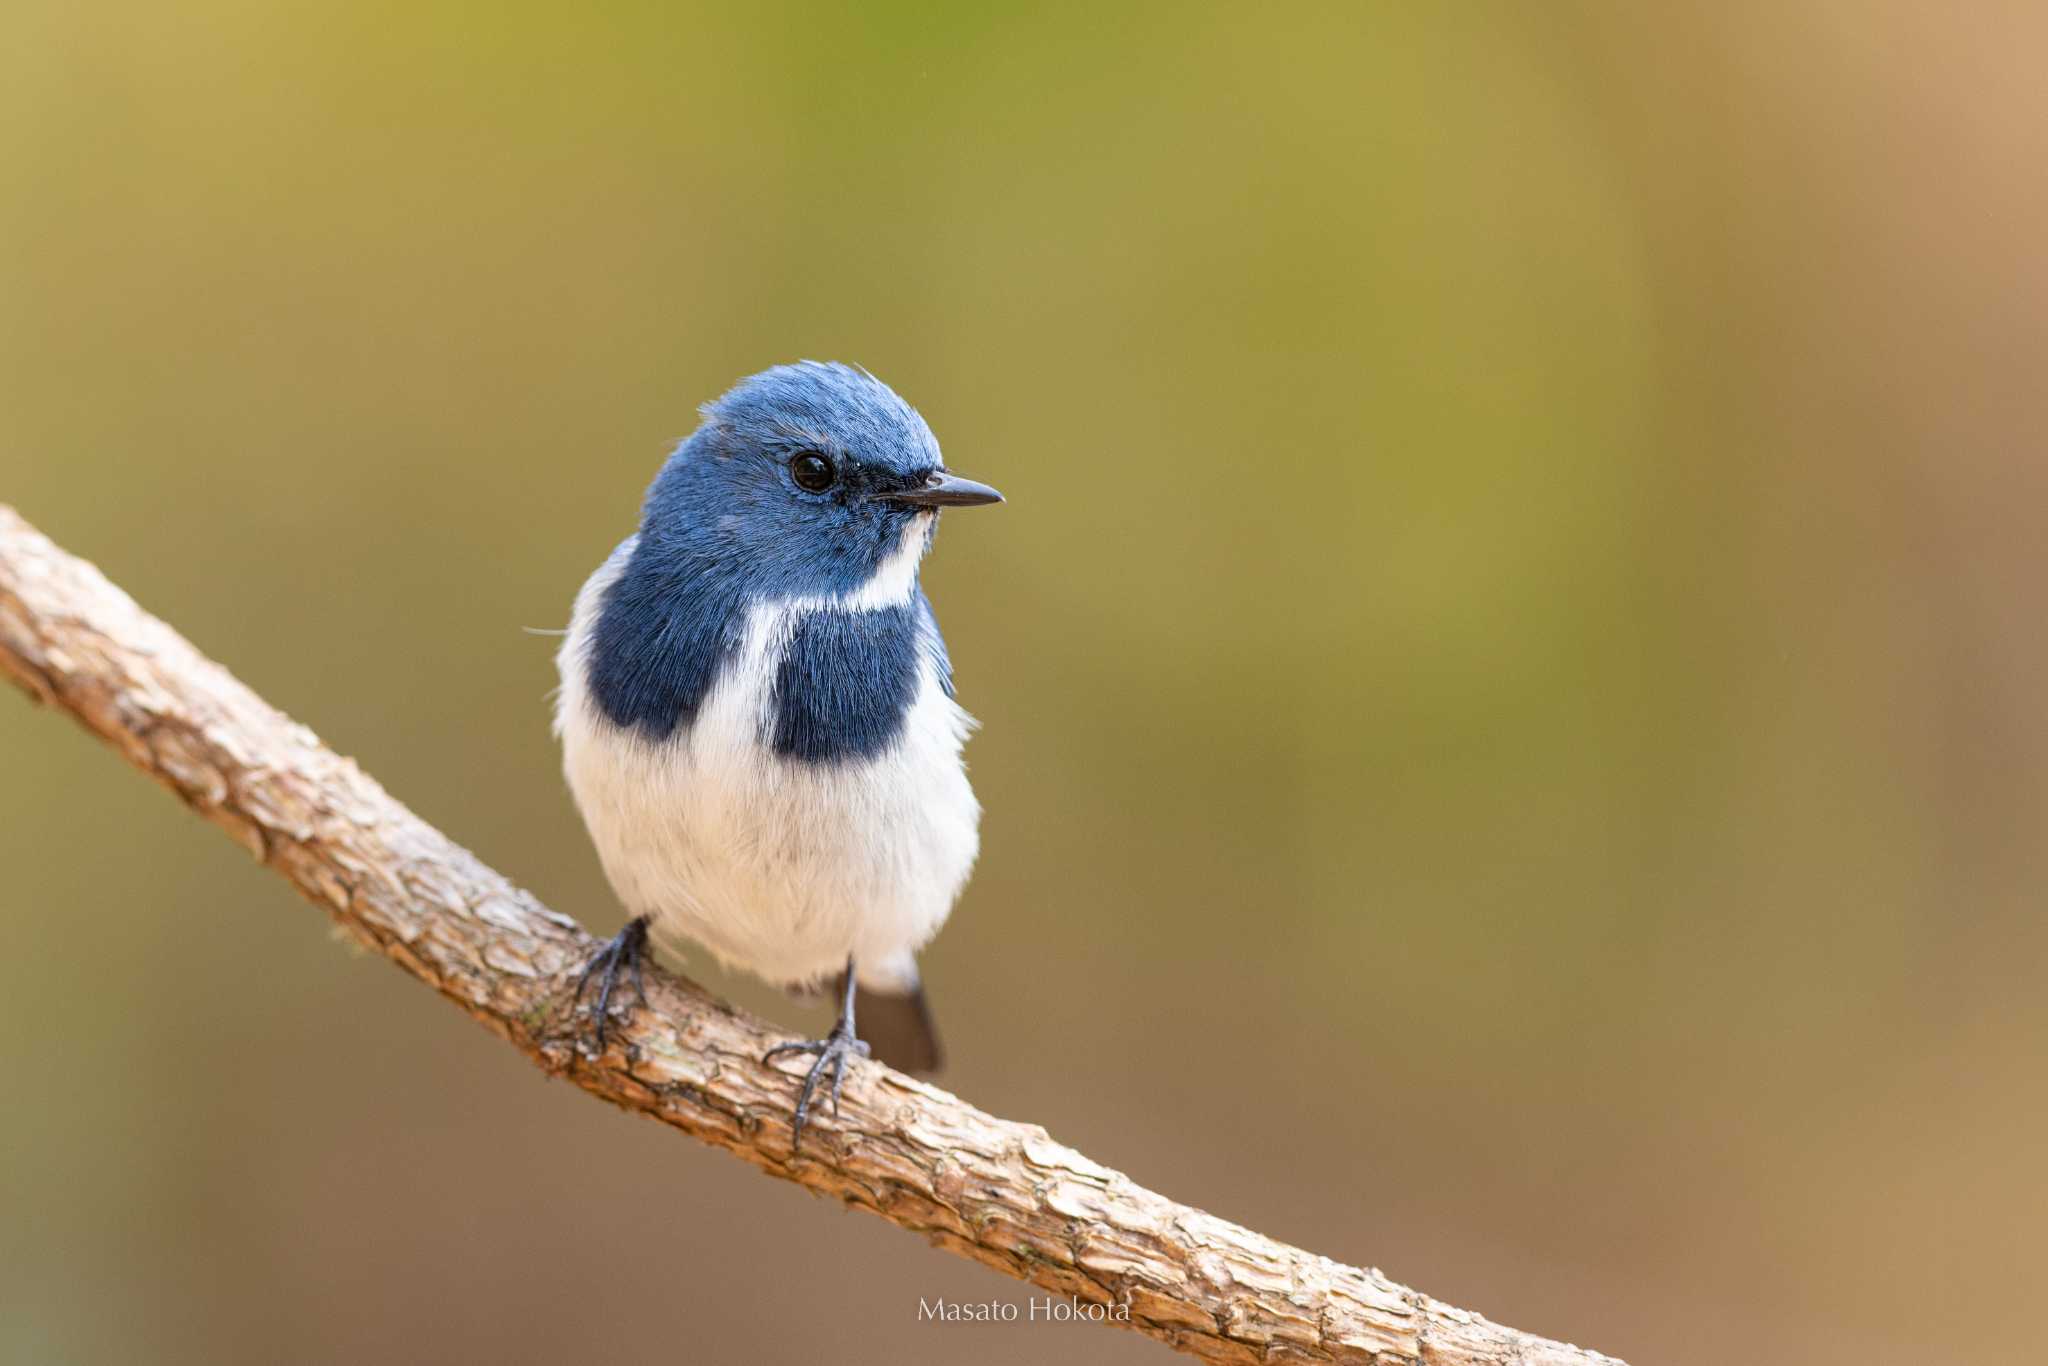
top-left (790, 452), bottom-right (837, 492)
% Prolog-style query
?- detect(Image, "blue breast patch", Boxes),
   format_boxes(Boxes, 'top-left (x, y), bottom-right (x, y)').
top-left (771, 601), bottom-right (926, 762)
top-left (590, 529), bottom-right (952, 760)
top-left (588, 544), bottom-right (748, 742)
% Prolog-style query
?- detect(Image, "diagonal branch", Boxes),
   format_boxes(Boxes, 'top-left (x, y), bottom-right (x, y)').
top-left (0, 504), bottom-right (1623, 1366)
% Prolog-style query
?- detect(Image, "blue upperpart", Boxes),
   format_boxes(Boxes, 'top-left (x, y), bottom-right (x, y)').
top-left (587, 362), bottom-right (953, 758)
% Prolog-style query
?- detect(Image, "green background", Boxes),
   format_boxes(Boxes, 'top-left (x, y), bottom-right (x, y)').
top-left (5, 4), bottom-right (2044, 1363)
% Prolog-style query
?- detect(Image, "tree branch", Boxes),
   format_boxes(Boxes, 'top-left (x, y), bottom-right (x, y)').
top-left (0, 504), bottom-right (1622, 1366)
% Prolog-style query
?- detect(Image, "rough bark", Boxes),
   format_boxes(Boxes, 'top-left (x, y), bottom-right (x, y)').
top-left (0, 504), bottom-right (1623, 1366)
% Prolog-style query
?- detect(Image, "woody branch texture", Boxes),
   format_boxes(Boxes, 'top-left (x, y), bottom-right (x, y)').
top-left (0, 504), bottom-right (1622, 1366)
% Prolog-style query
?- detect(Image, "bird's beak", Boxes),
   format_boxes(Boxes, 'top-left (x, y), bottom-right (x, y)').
top-left (878, 471), bottom-right (1005, 509)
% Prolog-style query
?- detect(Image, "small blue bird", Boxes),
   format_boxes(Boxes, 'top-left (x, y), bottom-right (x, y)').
top-left (553, 362), bottom-right (1001, 1145)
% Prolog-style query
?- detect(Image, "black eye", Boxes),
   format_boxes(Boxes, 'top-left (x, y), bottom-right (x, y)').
top-left (790, 452), bottom-right (836, 492)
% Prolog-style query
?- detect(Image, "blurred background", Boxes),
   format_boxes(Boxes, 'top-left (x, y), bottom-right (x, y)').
top-left (4, 3), bottom-right (2044, 1363)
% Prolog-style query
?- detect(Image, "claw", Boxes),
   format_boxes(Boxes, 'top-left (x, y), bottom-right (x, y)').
top-left (572, 916), bottom-right (650, 1050)
top-left (765, 1024), bottom-right (871, 1150)
top-left (765, 956), bottom-right (873, 1155)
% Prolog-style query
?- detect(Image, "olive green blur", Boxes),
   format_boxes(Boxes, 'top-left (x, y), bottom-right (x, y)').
top-left (4, 5), bottom-right (2044, 1364)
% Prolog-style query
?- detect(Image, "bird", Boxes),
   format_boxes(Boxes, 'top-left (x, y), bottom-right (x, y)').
top-left (551, 361), bottom-right (1001, 1147)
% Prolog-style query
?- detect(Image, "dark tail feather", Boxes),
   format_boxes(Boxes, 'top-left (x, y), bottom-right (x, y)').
top-left (855, 981), bottom-right (944, 1074)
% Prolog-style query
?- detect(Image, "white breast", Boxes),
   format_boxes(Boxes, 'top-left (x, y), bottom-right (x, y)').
top-left (552, 525), bottom-right (980, 993)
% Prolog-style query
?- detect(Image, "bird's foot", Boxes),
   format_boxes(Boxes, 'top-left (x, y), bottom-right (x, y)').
top-left (571, 915), bottom-right (650, 1051)
top-left (763, 1020), bottom-right (870, 1151)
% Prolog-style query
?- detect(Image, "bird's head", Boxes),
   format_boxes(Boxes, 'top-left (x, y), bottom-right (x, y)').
top-left (640, 361), bottom-right (1001, 601)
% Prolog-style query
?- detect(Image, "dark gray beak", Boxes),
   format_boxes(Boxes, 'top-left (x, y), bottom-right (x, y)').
top-left (880, 471), bottom-right (1005, 509)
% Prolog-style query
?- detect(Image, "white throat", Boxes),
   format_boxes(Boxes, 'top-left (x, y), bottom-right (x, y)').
top-left (833, 512), bottom-right (933, 612)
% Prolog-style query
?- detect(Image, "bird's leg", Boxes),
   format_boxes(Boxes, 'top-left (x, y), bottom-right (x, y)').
top-left (571, 915), bottom-right (651, 1050)
top-left (762, 955), bottom-right (871, 1151)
